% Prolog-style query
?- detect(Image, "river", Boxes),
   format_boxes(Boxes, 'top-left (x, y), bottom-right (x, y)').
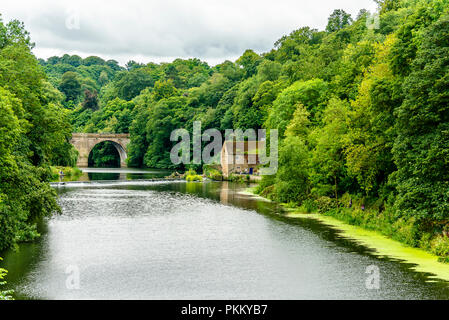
top-left (2, 168), bottom-right (449, 300)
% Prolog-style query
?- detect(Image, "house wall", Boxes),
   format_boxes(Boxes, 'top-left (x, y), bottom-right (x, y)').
top-left (220, 144), bottom-right (259, 177)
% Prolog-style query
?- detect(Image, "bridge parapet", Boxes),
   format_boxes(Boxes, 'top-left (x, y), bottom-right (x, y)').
top-left (71, 133), bottom-right (131, 139)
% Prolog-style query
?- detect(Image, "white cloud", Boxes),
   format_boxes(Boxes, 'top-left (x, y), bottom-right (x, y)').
top-left (0, 0), bottom-right (378, 66)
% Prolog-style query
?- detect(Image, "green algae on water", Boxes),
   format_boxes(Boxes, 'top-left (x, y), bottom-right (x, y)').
top-left (287, 212), bottom-right (449, 283)
top-left (238, 188), bottom-right (272, 202)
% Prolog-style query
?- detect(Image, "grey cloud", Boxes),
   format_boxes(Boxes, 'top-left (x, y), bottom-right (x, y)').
top-left (1, 0), bottom-right (377, 65)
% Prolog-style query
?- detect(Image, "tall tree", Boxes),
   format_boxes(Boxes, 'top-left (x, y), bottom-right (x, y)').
top-left (236, 50), bottom-right (262, 78)
top-left (59, 71), bottom-right (82, 102)
top-left (326, 9), bottom-right (353, 33)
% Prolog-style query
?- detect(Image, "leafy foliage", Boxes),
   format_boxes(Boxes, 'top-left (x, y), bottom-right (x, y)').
top-left (0, 15), bottom-right (73, 251)
top-left (0, 258), bottom-right (13, 300)
top-left (392, 14), bottom-right (449, 226)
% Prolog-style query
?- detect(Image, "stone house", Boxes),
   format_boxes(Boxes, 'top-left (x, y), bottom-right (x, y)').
top-left (220, 141), bottom-right (265, 177)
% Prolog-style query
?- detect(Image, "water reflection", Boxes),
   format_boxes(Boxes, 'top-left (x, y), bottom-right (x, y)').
top-left (2, 171), bottom-right (449, 300)
top-left (78, 168), bottom-right (171, 181)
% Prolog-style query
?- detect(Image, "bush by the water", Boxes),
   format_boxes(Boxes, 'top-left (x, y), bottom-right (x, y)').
top-left (0, 258), bottom-right (13, 300)
top-left (203, 166), bottom-right (223, 181)
top-left (185, 169), bottom-right (203, 182)
top-left (314, 196), bottom-right (338, 213)
top-left (431, 236), bottom-right (449, 263)
top-left (299, 199), bottom-right (317, 213)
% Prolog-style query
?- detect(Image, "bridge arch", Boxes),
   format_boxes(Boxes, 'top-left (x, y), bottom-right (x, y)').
top-left (70, 133), bottom-right (131, 168)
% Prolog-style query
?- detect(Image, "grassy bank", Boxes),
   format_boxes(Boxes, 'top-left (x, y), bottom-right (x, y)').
top-left (50, 166), bottom-right (83, 182)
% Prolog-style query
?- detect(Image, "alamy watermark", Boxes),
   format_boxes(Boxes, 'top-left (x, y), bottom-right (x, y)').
top-left (169, 121), bottom-right (279, 175)
top-left (366, 11), bottom-right (380, 30)
top-left (65, 265), bottom-right (80, 290)
top-left (65, 6), bottom-right (81, 30)
top-left (365, 265), bottom-right (380, 290)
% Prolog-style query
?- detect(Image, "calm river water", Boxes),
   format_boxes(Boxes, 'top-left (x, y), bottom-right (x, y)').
top-left (2, 168), bottom-right (449, 300)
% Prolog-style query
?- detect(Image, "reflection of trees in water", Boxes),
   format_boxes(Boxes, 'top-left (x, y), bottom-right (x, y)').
top-left (87, 172), bottom-right (121, 180)
top-left (1, 218), bottom-right (49, 299)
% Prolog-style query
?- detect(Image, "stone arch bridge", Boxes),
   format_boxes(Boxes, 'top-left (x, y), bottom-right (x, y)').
top-left (70, 133), bottom-right (130, 168)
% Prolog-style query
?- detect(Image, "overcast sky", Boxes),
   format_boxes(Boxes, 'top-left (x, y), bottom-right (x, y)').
top-left (1, 0), bottom-right (377, 66)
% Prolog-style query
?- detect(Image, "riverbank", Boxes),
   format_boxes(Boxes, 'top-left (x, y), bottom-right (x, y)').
top-left (243, 188), bottom-right (449, 282)
top-left (50, 166), bottom-right (83, 182)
